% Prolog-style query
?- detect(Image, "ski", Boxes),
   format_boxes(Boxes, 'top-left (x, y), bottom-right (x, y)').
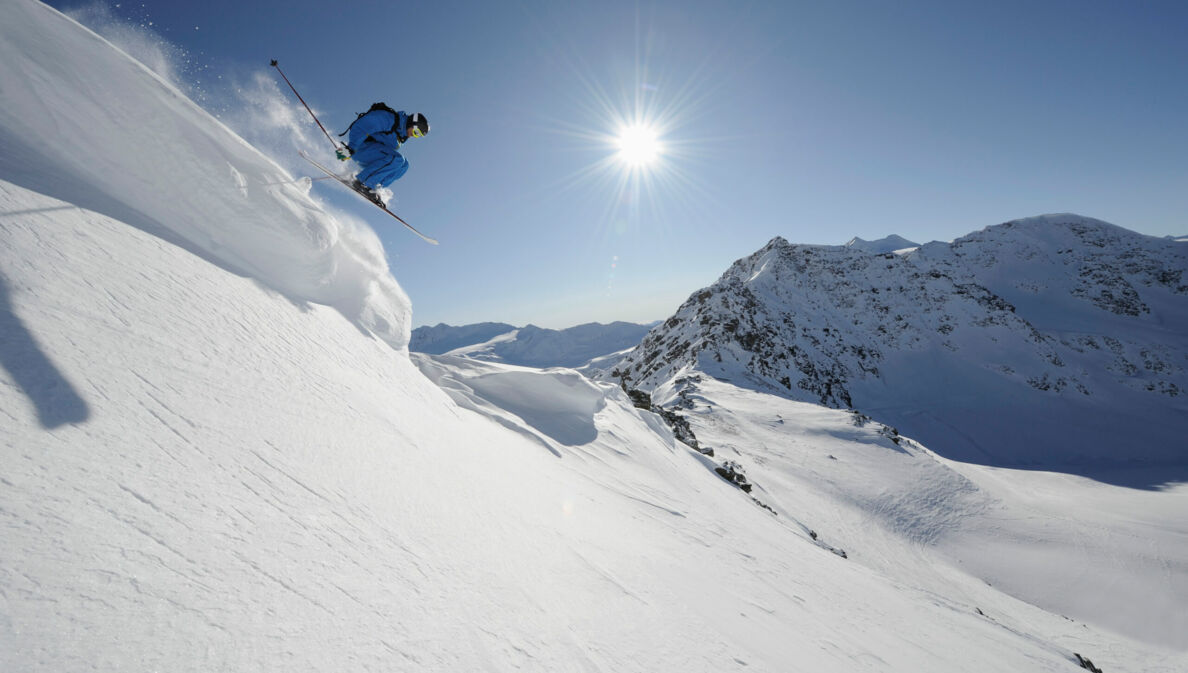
top-left (298, 150), bottom-right (438, 245)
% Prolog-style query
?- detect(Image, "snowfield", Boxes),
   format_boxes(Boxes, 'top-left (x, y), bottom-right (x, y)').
top-left (2, 1), bottom-right (1186, 671)
top-left (655, 376), bottom-right (1188, 650)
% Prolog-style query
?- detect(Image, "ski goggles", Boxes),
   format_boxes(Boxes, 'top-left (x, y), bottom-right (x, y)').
top-left (409, 125), bottom-right (425, 139)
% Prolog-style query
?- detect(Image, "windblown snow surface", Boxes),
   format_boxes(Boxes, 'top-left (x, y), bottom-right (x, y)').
top-left (1, 2), bottom-right (1185, 671)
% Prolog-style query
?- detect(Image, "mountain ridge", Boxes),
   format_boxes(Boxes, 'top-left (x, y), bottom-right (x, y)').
top-left (844, 233), bottom-right (920, 253)
top-left (606, 214), bottom-right (1188, 477)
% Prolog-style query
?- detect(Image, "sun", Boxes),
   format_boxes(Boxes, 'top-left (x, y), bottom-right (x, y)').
top-left (534, 12), bottom-right (725, 231)
top-left (615, 123), bottom-right (662, 167)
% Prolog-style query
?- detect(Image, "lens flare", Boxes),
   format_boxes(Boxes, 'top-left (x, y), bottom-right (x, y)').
top-left (531, 10), bottom-right (729, 239)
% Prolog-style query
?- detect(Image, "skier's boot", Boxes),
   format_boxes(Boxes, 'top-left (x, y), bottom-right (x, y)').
top-left (351, 178), bottom-right (385, 207)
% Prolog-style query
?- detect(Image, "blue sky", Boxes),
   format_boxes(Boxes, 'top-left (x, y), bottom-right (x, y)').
top-left (48, 0), bottom-right (1188, 329)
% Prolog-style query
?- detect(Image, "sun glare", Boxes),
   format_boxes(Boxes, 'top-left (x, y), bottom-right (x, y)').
top-left (539, 14), bottom-right (720, 232)
top-left (616, 123), bottom-right (662, 167)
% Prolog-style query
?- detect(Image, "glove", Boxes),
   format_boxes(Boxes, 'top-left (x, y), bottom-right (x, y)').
top-left (336, 145), bottom-right (353, 161)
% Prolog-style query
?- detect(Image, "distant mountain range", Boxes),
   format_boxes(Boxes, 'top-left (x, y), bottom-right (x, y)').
top-left (414, 217), bottom-right (1188, 478)
top-left (410, 321), bottom-right (656, 368)
top-left (409, 322), bottom-right (518, 354)
top-left (844, 234), bottom-right (920, 254)
top-left (600, 214), bottom-right (1188, 476)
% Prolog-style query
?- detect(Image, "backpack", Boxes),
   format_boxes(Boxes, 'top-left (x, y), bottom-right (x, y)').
top-left (339, 102), bottom-right (401, 139)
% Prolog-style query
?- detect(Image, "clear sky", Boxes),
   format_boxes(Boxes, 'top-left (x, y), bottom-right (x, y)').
top-left (46, 0), bottom-right (1188, 329)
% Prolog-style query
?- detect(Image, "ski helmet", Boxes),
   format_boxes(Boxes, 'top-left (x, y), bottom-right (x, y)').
top-left (408, 112), bottom-right (430, 138)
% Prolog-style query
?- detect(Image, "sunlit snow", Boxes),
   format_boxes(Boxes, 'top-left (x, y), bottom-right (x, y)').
top-left (1, 2), bottom-right (1185, 671)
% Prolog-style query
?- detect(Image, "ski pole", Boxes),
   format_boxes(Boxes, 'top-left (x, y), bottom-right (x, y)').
top-left (269, 59), bottom-right (341, 153)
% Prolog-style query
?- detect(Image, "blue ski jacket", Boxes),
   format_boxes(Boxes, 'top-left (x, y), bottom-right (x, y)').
top-left (345, 107), bottom-right (410, 189)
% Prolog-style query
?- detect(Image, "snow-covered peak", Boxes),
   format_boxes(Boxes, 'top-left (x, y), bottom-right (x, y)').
top-left (412, 320), bottom-right (654, 368)
top-left (609, 215), bottom-right (1188, 469)
top-left (409, 321), bottom-right (518, 353)
top-left (913, 213), bottom-right (1188, 327)
top-left (845, 234), bottom-right (920, 254)
top-left (919, 213), bottom-right (1163, 260)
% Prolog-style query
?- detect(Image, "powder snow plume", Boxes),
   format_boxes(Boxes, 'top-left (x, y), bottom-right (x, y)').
top-left (0, 0), bottom-right (411, 349)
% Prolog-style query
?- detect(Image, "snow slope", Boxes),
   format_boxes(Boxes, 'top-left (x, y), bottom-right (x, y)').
top-left (650, 375), bottom-right (1188, 651)
top-left (12, 177), bottom-right (1173, 670)
top-left (0, 0), bottom-right (410, 351)
top-left (2, 2), bottom-right (1185, 671)
top-left (597, 214), bottom-right (1188, 653)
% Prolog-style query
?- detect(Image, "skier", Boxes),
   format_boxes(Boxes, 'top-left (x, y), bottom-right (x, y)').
top-left (336, 103), bottom-right (429, 206)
